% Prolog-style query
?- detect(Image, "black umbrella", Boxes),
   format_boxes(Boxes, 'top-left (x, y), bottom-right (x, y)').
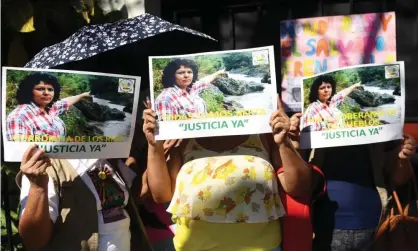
top-left (24, 13), bottom-right (218, 79)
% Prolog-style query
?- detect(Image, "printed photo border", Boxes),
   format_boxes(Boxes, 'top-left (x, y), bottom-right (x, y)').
top-left (299, 61), bottom-right (405, 149)
top-left (2, 67), bottom-right (141, 162)
top-left (148, 46), bottom-right (278, 140)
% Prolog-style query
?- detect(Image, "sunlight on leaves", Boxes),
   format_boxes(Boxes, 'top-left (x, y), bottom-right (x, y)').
top-left (20, 16), bottom-right (35, 33)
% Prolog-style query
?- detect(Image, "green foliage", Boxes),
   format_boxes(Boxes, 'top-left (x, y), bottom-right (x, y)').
top-left (222, 52), bottom-right (252, 71)
top-left (153, 68), bottom-right (164, 98)
top-left (194, 55), bottom-right (223, 76)
top-left (57, 73), bottom-right (91, 98)
top-left (200, 90), bottom-right (225, 113)
top-left (222, 52), bottom-right (269, 77)
top-left (339, 101), bottom-right (361, 114)
top-left (61, 107), bottom-right (88, 137)
top-left (1, 164), bottom-right (24, 251)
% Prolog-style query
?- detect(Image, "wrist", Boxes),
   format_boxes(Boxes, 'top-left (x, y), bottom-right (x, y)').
top-left (29, 179), bottom-right (48, 191)
top-left (148, 141), bottom-right (164, 151)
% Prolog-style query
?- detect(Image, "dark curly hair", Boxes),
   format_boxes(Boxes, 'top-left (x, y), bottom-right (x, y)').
top-left (16, 72), bottom-right (61, 110)
top-left (308, 74), bottom-right (336, 103)
top-left (162, 58), bottom-right (199, 88)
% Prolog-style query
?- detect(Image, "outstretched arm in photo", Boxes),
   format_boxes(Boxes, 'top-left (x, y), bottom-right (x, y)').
top-left (338, 82), bottom-right (362, 98)
top-left (61, 91), bottom-right (90, 107)
top-left (199, 69), bottom-right (226, 84)
top-left (329, 82), bottom-right (362, 108)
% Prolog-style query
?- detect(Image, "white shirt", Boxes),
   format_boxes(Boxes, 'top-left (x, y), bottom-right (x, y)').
top-left (19, 159), bottom-right (137, 251)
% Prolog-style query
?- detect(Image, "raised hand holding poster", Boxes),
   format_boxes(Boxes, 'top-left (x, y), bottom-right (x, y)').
top-left (299, 62), bottom-right (404, 149)
top-left (2, 67), bottom-right (141, 161)
top-left (149, 46), bottom-right (277, 140)
top-left (280, 12), bottom-right (396, 112)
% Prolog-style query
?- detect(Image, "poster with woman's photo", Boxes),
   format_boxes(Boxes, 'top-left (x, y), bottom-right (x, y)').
top-left (149, 46), bottom-right (277, 140)
top-left (2, 67), bottom-right (141, 161)
top-left (300, 62), bottom-right (404, 149)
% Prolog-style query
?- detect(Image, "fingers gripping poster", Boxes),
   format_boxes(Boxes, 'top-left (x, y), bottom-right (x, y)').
top-left (280, 12), bottom-right (396, 112)
top-left (299, 62), bottom-right (405, 149)
top-left (149, 46), bottom-right (278, 140)
top-left (2, 67), bottom-right (141, 161)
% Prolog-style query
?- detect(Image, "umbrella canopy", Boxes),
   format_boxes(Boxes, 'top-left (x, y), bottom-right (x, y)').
top-left (25, 13), bottom-right (217, 71)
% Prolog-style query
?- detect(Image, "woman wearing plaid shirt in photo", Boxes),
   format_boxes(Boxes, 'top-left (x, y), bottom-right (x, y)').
top-left (154, 59), bottom-right (225, 121)
top-left (300, 75), bottom-right (361, 132)
top-left (6, 72), bottom-right (90, 141)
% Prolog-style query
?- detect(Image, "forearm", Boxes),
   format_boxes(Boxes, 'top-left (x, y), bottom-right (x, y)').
top-left (279, 137), bottom-right (313, 199)
top-left (62, 93), bottom-right (87, 106)
top-left (19, 185), bottom-right (53, 249)
top-left (147, 143), bottom-right (173, 203)
top-left (200, 71), bottom-right (221, 84)
top-left (340, 84), bottom-right (358, 97)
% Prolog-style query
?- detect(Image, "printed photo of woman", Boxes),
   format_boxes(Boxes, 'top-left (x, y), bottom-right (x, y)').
top-left (301, 75), bottom-right (361, 132)
top-left (154, 58), bottom-right (225, 121)
top-left (6, 72), bottom-right (90, 141)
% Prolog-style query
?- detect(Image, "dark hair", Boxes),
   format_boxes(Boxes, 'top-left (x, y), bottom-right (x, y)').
top-left (161, 58), bottom-right (199, 88)
top-left (308, 74), bottom-right (336, 103)
top-left (16, 72), bottom-right (61, 109)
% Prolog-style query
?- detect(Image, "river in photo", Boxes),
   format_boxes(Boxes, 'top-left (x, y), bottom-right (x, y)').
top-left (88, 96), bottom-right (132, 138)
top-left (224, 73), bottom-right (275, 113)
top-left (361, 86), bottom-right (402, 124)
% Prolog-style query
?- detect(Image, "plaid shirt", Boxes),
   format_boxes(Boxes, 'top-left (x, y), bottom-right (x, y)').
top-left (154, 81), bottom-right (208, 120)
top-left (6, 101), bottom-right (69, 141)
top-left (301, 92), bottom-right (344, 132)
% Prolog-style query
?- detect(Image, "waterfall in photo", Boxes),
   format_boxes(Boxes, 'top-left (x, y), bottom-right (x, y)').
top-left (361, 86), bottom-right (402, 124)
top-left (89, 96), bottom-right (132, 138)
top-left (224, 73), bottom-right (275, 113)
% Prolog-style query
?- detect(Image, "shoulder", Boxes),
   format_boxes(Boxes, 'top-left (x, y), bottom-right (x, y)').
top-left (52, 100), bottom-right (67, 108)
top-left (304, 102), bottom-right (319, 115)
top-left (7, 105), bottom-right (29, 120)
top-left (155, 88), bottom-right (176, 101)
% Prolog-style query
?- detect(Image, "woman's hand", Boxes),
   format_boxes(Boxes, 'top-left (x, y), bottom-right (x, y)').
top-left (352, 82), bottom-right (362, 89)
top-left (216, 69), bottom-right (227, 75)
top-left (269, 96), bottom-right (291, 145)
top-left (142, 97), bottom-right (159, 147)
top-left (81, 91), bottom-right (91, 98)
top-left (20, 145), bottom-right (50, 188)
top-left (62, 91), bottom-right (91, 106)
top-left (399, 133), bottom-right (417, 159)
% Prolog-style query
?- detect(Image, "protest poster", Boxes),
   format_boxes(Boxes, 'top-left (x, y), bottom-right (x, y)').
top-left (280, 12), bottom-right (396, 112)
top-left (2, 67), bottom-right (141, 161)
top-left (149, 46), bottom-right (277, 140)
top-left (299, 62), bottom-right (404, 149)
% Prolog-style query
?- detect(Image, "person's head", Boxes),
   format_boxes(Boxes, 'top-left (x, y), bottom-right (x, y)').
top-left (16, 72), bottom-right (61, 109)
top-left (162, 59), bottom-right (199, 90)
top-left (309, 75), bottom-right (336, 104)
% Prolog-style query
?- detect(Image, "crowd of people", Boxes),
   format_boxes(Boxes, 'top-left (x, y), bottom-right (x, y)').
top-left (15, 70), bottom-right (417, 251)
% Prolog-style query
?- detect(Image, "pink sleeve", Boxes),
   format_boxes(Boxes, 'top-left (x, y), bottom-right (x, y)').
top-left (191, 81), bottom-right (208, 93)
top-left (329, 93), bottom-right (344, 108)
top-left (50, 100), bottom-right (70, 116)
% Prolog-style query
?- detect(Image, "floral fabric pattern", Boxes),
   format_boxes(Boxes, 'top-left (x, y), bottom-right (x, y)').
top-left (167, 135), bottom-right (285, 223)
